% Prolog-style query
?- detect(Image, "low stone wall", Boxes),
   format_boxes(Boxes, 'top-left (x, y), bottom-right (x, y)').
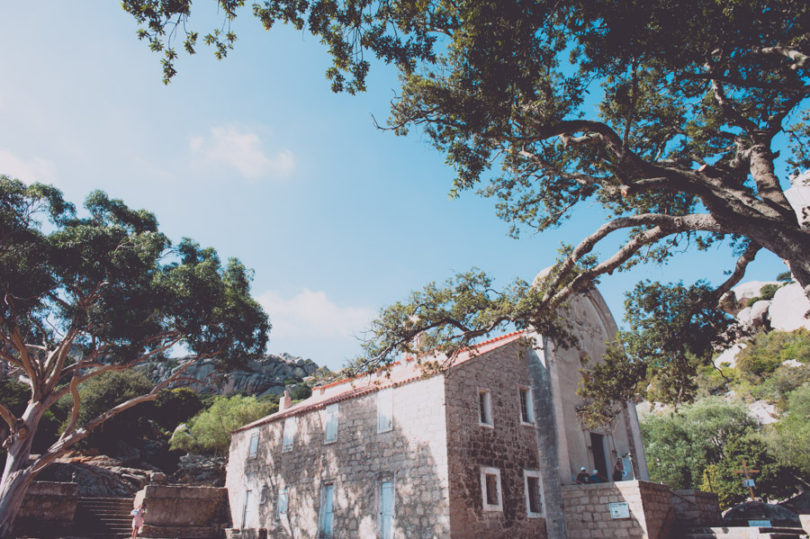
top-left (561, 480), bottom-right (675, 538)
top-left (671, 489), bottom-right (721, 528)
top-left (14, 481), bottom-right (78, 538)
top-left (135, 484), bottom-right (230, 539)
top-left (800, 514), bottom-right (810, 534)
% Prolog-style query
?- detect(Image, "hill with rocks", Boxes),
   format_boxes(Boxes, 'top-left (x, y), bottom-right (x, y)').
top-left (143, 352), bottom-right (320, 397)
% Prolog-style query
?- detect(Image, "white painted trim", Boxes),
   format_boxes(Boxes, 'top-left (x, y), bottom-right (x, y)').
top-left (518, 385), bottom-right (536, 425)
top-left (523, 469), bottom-right (544, 518)
top-left (478, 388), bottom-right (494, 427)
top-left (480, 466), bottom-right (503, 511)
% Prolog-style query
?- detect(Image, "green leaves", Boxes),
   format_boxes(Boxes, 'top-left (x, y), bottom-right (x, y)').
top-left (0, 178), bottom-right (269, 368)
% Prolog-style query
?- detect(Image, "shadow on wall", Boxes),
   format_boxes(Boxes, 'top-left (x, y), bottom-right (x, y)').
top-left (230, 389), bottom-right (448, 539)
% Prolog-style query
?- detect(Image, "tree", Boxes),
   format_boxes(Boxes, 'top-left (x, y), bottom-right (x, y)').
top-left (169, 394), bottom-right (276, 456)
top-left (641, 397), bottom-right (799, 508)
top-left (769, 382), bottom-right (810, 480)
top-left (123, 2), bottom-right (809, 397)
top-left (0, 177), bottom-right (269, 537)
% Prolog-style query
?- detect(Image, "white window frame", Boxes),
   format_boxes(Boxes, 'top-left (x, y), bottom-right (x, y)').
top-left (324, 403), bottom-right (339, 444)
top-left (248, 432), bottom-right (259, 458)
top-left (317, 482), bottom-right (335, 539)
top-left (276, 486), bottom-right (289, 521)
top-left (518, 386), bottom-right (535, 425)
top-left (379, 479), bottom-right (395, 539)
top-left (478, 388), bottom-right (493, 427)
top-left (377, 387), bottom-right (393, 433)
top-left (523, 469), bottom-right (544, 518)
top-left (480, 466), bottom-right (503, 512)
top-left (282, 416), bottom-right (296, 452)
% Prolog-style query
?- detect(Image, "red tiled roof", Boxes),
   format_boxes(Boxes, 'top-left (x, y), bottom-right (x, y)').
top-left (232, 330), bottom-right (527, 434)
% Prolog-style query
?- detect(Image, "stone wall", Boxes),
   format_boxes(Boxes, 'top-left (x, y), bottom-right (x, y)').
top-left (444, 339), bottom-right (548, 539)
top-left (561, 481), bottom-right (675, 539)
top-left (226, 375), bottom-right (450, 538)
top-left (671, 489), bottom-right (721, 528)
top-left (14, 481), bottom-right (78, 538)
top-left (134, 484), bottom-right (230, 539)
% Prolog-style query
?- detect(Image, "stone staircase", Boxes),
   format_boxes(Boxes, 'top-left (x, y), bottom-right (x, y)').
top-left (681, 526), bottom-right (809, 539)
top-left (74, 496), bottom-right (133, 538)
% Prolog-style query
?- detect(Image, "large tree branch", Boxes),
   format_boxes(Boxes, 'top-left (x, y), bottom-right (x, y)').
top-left (43, 333), bottom-right (183, 409)
top-left (751, 46), bottom-right (810, 69)
top-left (710, 243), bottom-right (762, 303)
top-left (34, 356), bottom-right (204, 474)
top-left (0, 403), bottom-right (16, 431)
top-left (540, 213), bottom-right (724, 306)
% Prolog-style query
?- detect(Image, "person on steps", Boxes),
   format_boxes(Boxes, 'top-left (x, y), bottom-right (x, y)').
top-left (130, 503), bottom-right (146, 538)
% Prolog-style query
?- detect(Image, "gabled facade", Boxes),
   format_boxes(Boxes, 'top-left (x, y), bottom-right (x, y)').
top-left (225, 287), bottom-right (648, 539)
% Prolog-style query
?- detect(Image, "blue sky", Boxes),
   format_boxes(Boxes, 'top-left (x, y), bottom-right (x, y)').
top-left (0, 3), bottom-right (789, 370)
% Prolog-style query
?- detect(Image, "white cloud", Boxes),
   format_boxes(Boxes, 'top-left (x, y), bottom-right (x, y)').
top-left (257, 289), bottom-right (375, 368)
top-left (189, 125), bottom-right (294, 179)
top-left (0, 149), bottom-right (56, 184)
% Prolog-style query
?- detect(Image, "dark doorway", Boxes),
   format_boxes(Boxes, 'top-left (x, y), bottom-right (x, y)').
top-left (590, 433), bottom-right (607, 480)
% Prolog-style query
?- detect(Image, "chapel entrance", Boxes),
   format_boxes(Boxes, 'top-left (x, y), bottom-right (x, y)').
top-left (590, 432), bottom-right (608, 480)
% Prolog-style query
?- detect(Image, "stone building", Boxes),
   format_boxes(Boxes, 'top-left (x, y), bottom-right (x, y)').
top-left (225, 287), bottom-right (649, 538)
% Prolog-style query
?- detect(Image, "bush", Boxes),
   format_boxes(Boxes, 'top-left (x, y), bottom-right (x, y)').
top-left (736, 329), bottom-right (810, 383)
top-left (169, 395), bottom-right (277, 456)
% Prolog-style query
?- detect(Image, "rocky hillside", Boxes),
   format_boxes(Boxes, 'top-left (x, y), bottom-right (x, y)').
top-left (144, 353), bottom-right (320, 398)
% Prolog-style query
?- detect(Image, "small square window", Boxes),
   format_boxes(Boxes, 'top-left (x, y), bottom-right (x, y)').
top-left (519, 387), bottom-right (535, 424)
top-left (478, 389), bottom-right (493, 427)
top-left (480, 466), bottom-right (502, 511)
top-left (248, 432), bottom-right (259, 458)
top-left (524, 470), bottom-right (544, 517)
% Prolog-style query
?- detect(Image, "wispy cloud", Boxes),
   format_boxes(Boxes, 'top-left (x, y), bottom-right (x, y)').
top-left (189, 125), bottom-right (294, 180)
top-left (257, 289), bottom-right (375, 368)
top-left (0, 149), bottom-right (56, 184)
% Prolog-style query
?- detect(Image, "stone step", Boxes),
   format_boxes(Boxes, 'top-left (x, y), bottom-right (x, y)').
top-left (682, 527), bottom-right (808, 539)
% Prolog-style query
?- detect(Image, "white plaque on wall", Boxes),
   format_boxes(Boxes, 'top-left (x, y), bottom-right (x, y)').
top-left (609, 502), bottom-right (630, 519)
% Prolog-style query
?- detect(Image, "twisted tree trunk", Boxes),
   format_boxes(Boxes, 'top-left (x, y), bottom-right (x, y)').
top-left (0, 403), bottom-right (44, 539)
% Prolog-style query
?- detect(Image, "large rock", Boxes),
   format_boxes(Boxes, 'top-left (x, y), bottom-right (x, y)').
top-left (768, 282), bottom-right (810, 332)
top-left (145, 353), bottom-right (319, 397)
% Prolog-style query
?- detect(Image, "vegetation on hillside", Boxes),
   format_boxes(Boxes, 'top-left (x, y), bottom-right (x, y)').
top-left (642, 328), bottom-right (810, 508)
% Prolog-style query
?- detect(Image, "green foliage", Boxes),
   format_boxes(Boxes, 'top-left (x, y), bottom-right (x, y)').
top-left (63, 371), bottom-right (155, 452)
top-left (768, 382), bottom-right (810, 478)
top-left (736, 329), bottom-right (810, 383)
top-left (169, 395), bottom-right (276, 456)
top-left (152, 388), bottom-right (205, 431)
top-left (699, 434), bottom-right (800, 509)
top-left (745, 283), bottom-right (781, 307)
top-left (577, 341), bottom-right (646, 428)
top-left (289, 385), bottom-right (312, 401)
top-left (0, 177), bottom-right (269, 474)
top-left (777, 271), bottom-right (793, 282)
top-left (642, 397), bottom-right (798, 508)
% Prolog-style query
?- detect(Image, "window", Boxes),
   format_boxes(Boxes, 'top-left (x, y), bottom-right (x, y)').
top-left (480, 467), bottom-right (502, 511)
top-left (524, 470), bottom-right (544, 517)
top-left (317, 483), bottom-right (334, 538)
top-left (519, 387), bottom-right (535, 424)
top-left (377, 388), bottom-right (393, 433)
top-left (324, 403), bottom-right (339, 443)
top-left (248, 432), bottom-right (259, 458)
top-left (478, 389), bottom-right (493, 427)
top-left (282, 417), bottom-right (297, 452)
top-left (379, 480), bottom-right (394, 539)
top-left (276, 487), bottom-right (289, 521)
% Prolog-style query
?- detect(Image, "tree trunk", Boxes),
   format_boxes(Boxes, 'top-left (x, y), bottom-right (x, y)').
top-left (0, 403), bottom-right (44, 539)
